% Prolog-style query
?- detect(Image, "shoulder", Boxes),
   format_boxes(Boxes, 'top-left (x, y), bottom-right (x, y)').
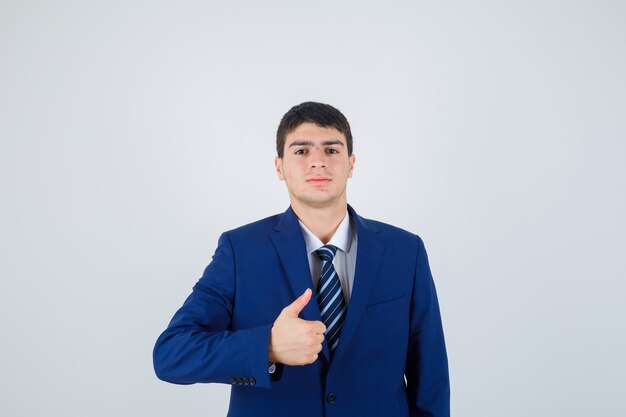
top-left (222, 213), bottom-right (281, 240)
top-left (209, 214), bottom-right (281, 255)
top-left (354, 211), bottom-right (426, 256)
top-left (356, 211), bottom-right (423, 241)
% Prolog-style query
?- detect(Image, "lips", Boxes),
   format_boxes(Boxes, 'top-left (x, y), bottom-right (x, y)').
top-left (306, 177), bottom-right (331, 183)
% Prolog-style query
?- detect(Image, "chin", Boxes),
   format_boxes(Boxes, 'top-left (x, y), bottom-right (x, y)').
top-left (297, 194), bottom-right (342, 208)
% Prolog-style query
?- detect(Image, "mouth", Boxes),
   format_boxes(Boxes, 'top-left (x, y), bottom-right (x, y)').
top-left (306, 177), bottom-right (331, 185)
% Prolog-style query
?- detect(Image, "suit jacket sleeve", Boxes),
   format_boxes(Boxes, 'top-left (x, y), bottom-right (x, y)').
top-left (153, 232), bottom-right (274, 389)
top-left (406, 235), bottom-right (451, 417)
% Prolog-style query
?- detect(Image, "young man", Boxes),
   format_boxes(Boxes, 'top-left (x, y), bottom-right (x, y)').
top-left (153, 102), bottom-right (450, 417)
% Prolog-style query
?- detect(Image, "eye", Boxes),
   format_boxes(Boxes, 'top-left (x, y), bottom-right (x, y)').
top-left (326, 148), bottom-right (339, 154)
top-left (294, 149), bottom-right (307, 155)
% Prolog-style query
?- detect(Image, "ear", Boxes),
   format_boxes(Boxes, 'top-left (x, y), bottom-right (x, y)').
top-left (274, 156), bottom-right (285, 180)
top-left (348, 154), bottom-right (356, 178)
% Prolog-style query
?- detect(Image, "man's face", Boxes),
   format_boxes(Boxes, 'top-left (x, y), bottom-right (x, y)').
top-left (275, 122), bottom-right (355, 209)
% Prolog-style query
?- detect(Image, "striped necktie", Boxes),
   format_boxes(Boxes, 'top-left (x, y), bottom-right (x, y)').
top-left (315, 245), bottom-right (346, 354)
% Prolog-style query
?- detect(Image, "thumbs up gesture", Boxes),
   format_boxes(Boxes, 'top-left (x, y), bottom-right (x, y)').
top-left (268, 289), bottom-right (326, 366)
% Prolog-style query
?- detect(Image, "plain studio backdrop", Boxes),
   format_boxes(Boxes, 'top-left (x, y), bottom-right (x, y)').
top-left (1, 1), bottom-right (624, 416)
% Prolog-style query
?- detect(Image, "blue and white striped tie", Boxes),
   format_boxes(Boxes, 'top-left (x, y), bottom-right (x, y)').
top-left (315, 245), bottom-right (346, 354)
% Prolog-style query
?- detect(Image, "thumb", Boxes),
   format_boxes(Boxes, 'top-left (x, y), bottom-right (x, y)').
top-left (282, 288), bottom-right (312, 317)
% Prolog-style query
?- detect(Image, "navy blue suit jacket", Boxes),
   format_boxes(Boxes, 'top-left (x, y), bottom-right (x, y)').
top-left (154, 205), bottom-right (450, 417)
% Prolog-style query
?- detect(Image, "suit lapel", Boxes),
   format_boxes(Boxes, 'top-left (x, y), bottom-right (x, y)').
top-left (331, 205), bottom-right (383, 364)
top-left (268, 205), bottom-right (383, 365)
top-left (269, 206), bottom-right (331, 362)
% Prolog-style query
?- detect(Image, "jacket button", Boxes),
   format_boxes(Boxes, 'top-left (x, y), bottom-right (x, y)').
top-left (327, 393), bottom-right (336, 404)
top-left (235, 377), bottom-right (243, 385)
top-left (230, 377), bottom-right (237, 385)
top-left (250, 377), bottom-right (256, 385)
top-left (242, 377), bottom-right (250, 385)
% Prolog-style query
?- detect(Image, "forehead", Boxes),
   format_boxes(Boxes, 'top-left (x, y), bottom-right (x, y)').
top-left (285, 122), bottom-right (347, 145)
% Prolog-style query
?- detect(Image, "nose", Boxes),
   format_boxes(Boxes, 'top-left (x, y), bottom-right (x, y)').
top-left (309, 148), bottom-right (327, 168)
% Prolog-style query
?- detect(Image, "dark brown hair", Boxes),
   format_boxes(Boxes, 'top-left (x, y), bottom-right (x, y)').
top-left (276, 101), bottom-right (353, 158)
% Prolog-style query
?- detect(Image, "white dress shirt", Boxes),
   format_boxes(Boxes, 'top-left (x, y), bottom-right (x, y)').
top-left (298, 211), bottom-right (358, 305)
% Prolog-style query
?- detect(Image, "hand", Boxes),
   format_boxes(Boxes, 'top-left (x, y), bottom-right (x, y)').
top-left (268, 288), bottom-right (326, 366)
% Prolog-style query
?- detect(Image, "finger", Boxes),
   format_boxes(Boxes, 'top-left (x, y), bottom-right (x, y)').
top-left (312, 321), bottom-right (327, 334)
top-left (282, 288), bottom-right (312, 317)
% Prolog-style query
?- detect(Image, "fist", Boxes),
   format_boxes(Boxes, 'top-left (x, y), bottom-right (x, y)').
top-left (268, 289), bottom-right (326, 366)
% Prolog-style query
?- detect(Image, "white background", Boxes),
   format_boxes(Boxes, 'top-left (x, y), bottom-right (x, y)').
top-left (1, 1), bottom-right (625, 416)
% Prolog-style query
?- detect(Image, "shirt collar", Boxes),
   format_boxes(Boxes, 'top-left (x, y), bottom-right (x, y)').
top-left (298, 211), bottom-right (353, 255)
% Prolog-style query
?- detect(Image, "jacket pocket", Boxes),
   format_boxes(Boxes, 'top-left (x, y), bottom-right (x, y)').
top-left (366, 295), bottom-right (406, 316)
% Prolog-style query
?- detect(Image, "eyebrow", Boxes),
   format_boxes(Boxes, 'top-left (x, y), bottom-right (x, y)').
top-left (288, 140), bottom-right (345, 148)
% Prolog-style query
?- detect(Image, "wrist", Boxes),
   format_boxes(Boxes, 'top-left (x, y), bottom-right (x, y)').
top-left (268, 326), bottom-right (277, 362)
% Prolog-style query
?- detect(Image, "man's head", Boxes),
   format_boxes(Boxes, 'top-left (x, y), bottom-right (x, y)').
top-left (274, 102), bottom-right (355, 211)
top-left (276, 102), bottom-right (353, 158)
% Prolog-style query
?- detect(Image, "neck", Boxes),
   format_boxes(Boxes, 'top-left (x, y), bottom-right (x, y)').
top-left (291, 201), bottom-right (348, 244)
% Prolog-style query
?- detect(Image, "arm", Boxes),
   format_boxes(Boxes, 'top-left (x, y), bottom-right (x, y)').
top-left (152, 232), bottom-right (325, 388)
top-left (153, 232), bottom-right (274, 388)
top-left (405, 236), bottom-right (451, 417)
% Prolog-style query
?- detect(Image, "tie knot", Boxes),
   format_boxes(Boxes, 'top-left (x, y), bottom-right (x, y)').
top-left (315, 245), bottom-right (338, 262)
